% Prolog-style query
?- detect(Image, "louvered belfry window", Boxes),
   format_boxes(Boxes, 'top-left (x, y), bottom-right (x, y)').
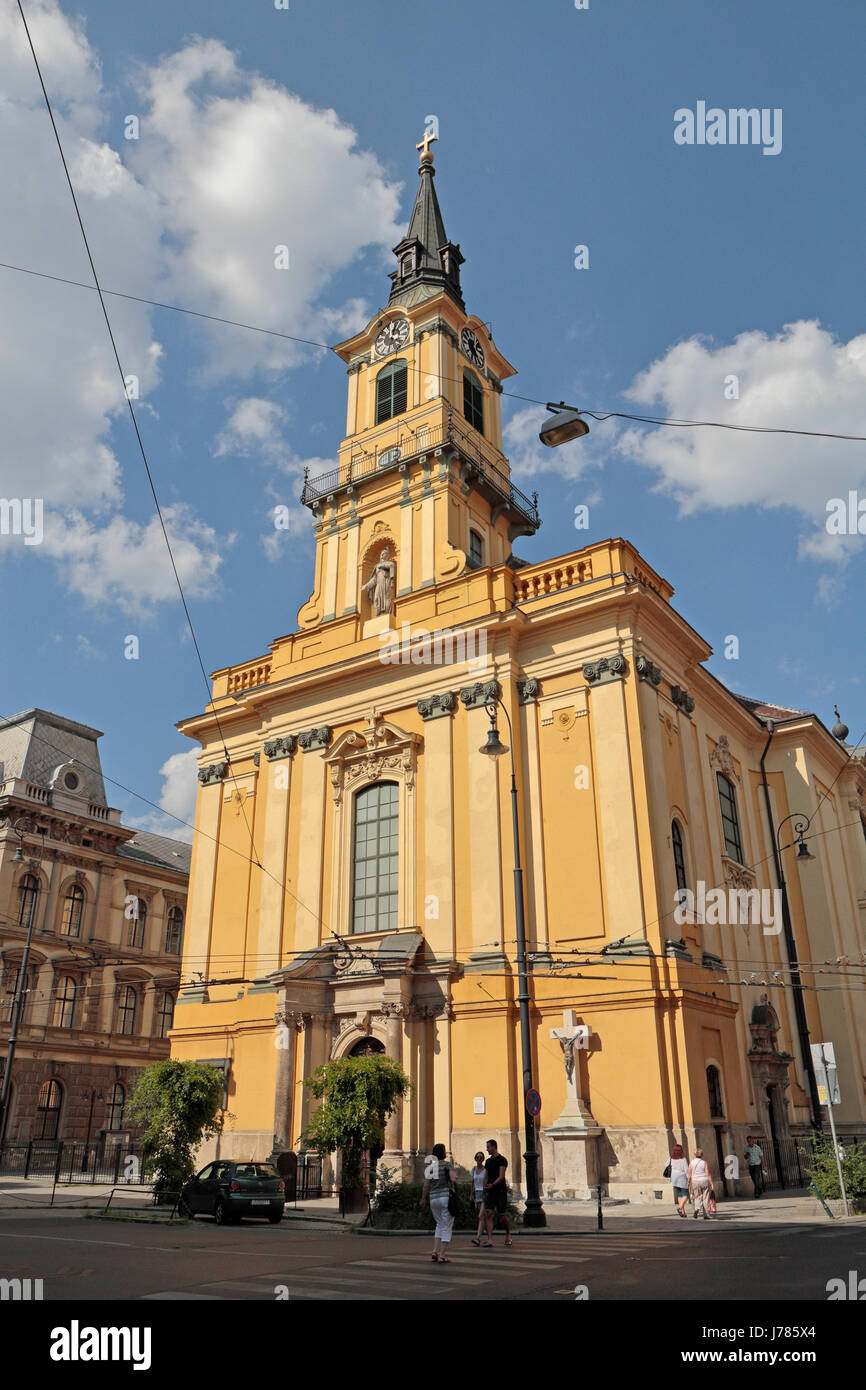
top-left (375, 361), bottom-right (408, 424)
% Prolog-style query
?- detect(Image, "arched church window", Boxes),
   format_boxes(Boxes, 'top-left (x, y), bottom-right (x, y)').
top-left (468, 529), bottom-right (484, 569)
top-left (706, 1065), bottom-right (724, 1118)
top-left (716, 772), bottom-right (744, 864)
top-left (375, 360), bottom-right (408, 424)
top-left (463, 370), bottom-right (484, 435)
top-left (349, 1037), bottom-right (385, 1058)
top-left (671, 819), bottom-right (688, 891)
top-left (352, 781), bottom-right (399, 934)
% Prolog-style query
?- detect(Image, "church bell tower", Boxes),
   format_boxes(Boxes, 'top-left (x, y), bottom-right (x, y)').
top-left (297, 135), bottom-right (540, 635)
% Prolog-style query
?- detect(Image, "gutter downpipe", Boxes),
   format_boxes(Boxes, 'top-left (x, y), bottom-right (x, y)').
top-left (759, 720), bottom-right (822, 1131)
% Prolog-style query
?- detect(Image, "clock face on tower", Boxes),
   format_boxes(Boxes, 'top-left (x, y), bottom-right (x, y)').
top-left (460, 326), bottom-right (485, 369)
top-left (374, 319), bottom-right (410, 357)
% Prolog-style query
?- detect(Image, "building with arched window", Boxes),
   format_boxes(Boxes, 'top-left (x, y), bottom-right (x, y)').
top-left (169, 143), bottom-right (866, 1202)
top-left (0, 708), bottom-right (191, 1145)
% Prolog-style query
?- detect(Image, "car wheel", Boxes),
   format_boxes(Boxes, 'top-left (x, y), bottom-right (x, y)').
top-left (214, 1199), bottom-right (232, 1226)
top-left (268, 1210), bottom-right (283, 1224)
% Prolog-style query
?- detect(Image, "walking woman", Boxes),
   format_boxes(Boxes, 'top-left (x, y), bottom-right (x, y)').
top-left (669, 1144), bottom-right (690, 1218)
top-left (470, 1151), bottom-right (487, 1246)
top-left (688, 1148), bottom-right (714, 1220)
top-left (419, 1142), bottom-right (457, 1262)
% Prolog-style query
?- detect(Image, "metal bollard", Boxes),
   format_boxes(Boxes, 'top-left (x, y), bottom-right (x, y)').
top-left (597, 1183), bottom-right (603, 1230)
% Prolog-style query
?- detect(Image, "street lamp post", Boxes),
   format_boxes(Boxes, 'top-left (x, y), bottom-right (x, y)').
top-left (772, 809), bottom-right (822, 1130)
top-left (479, 696), bottom-right (546, 1227)
top-left (0, 820), bottom-right (47, 1147)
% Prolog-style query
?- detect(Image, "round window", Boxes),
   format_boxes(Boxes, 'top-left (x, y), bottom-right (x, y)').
top-left (63, 771), bottom-right (80, 791)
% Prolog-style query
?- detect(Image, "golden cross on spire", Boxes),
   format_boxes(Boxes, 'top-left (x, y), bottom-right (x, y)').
top-left (416, 129), bottom-right (438, 160)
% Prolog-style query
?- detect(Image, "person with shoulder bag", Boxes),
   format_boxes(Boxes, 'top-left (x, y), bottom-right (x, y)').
top-left (667, 1144), bottom-right (690, 1217)
top-left (419, 1142), bottom-right (456, 1262)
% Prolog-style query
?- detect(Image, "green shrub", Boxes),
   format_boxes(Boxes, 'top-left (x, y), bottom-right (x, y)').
top-left (805, 1135), bottom-right (866, 1201)
top-left (370, 1166), bottom-right (521, 1229)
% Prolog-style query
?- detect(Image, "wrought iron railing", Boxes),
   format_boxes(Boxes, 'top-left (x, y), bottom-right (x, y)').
top-left (0, 1139), bottom-right (152, 1184)
top-left (299, 413), bottom-right (539, 531)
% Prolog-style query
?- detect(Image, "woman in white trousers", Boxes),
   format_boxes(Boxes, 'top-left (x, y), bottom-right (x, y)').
top-left (420, 1142), bottom-right (456, 1262)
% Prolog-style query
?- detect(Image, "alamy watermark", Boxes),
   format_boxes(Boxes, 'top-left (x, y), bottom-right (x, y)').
top-left (826, 492), bottom-right (866, 535)
top-left (379, 622), bottom-right (487, 674)
top-left (0, 498), bottom-right (43, 545)
top-left (674, 881), bottom-right (782, 934)
top-left (674, 103), bottom-right (782, 156)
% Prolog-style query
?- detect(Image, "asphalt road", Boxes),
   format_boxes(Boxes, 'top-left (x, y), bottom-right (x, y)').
top-left (1, 1214), bottom-right (865, 1301)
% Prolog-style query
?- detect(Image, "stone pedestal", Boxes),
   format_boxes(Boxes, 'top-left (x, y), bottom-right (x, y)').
top-left (540, 1125), bottom-right (604, 1200)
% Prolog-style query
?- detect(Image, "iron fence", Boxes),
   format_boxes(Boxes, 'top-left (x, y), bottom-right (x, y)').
top-left (0, 1140), bottom-right (151, 1184)
top-left (748, 1131), bottom-right (866, 1192)
top-left (296, 1155), bottom-right (323, 1200)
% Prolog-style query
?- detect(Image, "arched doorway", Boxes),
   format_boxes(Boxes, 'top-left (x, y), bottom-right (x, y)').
top-left (348, 1037), bottom-right (386, 1183)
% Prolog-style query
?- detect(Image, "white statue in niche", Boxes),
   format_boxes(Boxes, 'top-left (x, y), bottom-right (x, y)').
top-left (362, 547), bottom-right (396, 616)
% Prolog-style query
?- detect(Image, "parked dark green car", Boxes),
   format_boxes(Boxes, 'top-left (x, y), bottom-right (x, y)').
top-left (179, 1160), bottom-right (285, 1224)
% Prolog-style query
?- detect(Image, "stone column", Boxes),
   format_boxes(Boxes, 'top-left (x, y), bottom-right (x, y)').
top-left (381, 1002), bottom-right (406, 1171)
top-left (271, 1008), bottom-right (302, 1155)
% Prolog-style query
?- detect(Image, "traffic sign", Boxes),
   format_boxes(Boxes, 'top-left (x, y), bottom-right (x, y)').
top-left (525, 1088), bottom-right (542, 1116)
top-left (811, 1042), bottom-right (841, 1105)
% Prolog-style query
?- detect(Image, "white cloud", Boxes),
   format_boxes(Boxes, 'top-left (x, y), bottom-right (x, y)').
top-left (129, 38), bottom-right (404, 380)
top-left (618, 322), bottom-right (866, 556)
top-left (1, 7), bottom-right (404, 608)
top-left (214, 397), bottom-right (290, 466)
top-left (40, 505), bottom-right (227, 615)
top-left (127, 747), bottom-right (199, 842)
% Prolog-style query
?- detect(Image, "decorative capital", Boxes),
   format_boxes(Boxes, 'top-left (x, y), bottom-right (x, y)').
top-left (583, 654), bottom-right (626, 686)
top-left (417, 691), bottom-right (456, 721)
top-left (298, 726), bottom-right (333, 753)
top-left (460, 679), bottom-right (501, 710)
top-left (517, 677), bottom-right (541, 705)
top-left (264, 735), bottom-right (296, 761)
top-left (670, 685), bottom-right (695, 715)
top-left (635, 655), bottom-right (662, 686)
top-left (198, 762), bottom-right (228, 786)
top-left (378, 1001), bottom-right (410, 1020)
top-left (274, 1009), bottom-right (307, 1031)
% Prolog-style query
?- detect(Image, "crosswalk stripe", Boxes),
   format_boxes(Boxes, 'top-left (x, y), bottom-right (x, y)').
top-left (141, 1292), bottom-right (226, 1300)
top-left (444, 1252), bottom-right (584, 1266)
top-left (347, 1260), bottom-right (479, 1285)
top-left (291, 1288), bottom-right (400, 1301)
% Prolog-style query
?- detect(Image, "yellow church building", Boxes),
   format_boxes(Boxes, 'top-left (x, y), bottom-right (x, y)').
top-left (170, 140), bottom-right (866, 1204)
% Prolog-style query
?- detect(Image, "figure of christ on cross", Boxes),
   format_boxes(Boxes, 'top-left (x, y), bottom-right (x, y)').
top-left (550, 1009), bottom-right (590, 1102)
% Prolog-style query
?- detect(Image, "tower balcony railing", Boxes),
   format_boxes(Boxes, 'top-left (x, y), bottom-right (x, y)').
top-left (299, 406), bottom-right (540, 531)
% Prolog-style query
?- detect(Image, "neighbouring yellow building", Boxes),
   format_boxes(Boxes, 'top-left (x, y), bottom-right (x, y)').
top-left (171, 142), bottom-right (866, 1204)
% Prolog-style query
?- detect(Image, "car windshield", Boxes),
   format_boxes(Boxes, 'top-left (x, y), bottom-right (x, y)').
top-left (233, 1164), bottom-right (280, 1179)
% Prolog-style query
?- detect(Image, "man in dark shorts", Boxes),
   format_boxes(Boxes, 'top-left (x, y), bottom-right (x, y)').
top-left (482, 1139), bottom-right (512, 1246)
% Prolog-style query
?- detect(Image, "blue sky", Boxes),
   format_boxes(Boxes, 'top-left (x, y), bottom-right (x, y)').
top-left (1, 0), bottom-right (864, 837)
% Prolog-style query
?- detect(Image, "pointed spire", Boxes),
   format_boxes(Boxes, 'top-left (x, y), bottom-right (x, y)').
top-left (388, 136), bottom-right (465, 310)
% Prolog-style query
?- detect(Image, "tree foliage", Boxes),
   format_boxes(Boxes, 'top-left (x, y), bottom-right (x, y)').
top-left (302, 1055), bottom-right (412, 1189)
top-left (128, 1059), bottom-right (225, 1200)
top-left (806, 1134), bottom-right (866, 1201)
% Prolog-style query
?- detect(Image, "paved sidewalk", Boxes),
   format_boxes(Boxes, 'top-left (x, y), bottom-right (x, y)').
top-left (1, 1180), bottom-right (857, 1229)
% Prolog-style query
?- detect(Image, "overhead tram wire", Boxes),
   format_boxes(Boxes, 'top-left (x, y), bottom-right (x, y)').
top-left (12, 9), bottom-right (866, 976)
top-left (3, 258), bottom-right (866, 445)
top-left (11, 2), bottom-right (368, 956)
